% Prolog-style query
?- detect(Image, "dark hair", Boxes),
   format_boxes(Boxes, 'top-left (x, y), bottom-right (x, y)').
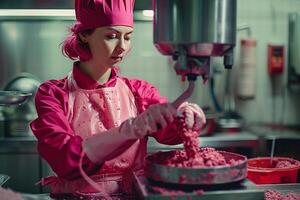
top-left (62, 26), bottom-right (95, 61)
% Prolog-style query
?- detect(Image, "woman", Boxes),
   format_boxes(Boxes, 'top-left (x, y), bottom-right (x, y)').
top-left (30, 0), bottom-right (206, 198)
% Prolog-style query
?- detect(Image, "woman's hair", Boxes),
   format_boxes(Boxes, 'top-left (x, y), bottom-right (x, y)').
top-left (61, 25), bottom-right (95, 62)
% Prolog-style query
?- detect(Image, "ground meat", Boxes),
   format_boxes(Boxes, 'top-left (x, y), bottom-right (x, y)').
top-left (0, 187), bottom-right (24, 200)
top-left (151, 186), bottom-right (204, 197)
top-left (197, 147), bottom-right (226, 167)
top-left (151, 186), bottom-right (185, 195)
top-left (152, 148), bottom-right (232, 168)
top-left (274, 160), bottom-right (294, 168)
top-left (50, 193), bottom-right (126, 200)
top-left (151, 118), bottom-right (237, 168)
top-left (178, 118), bottom-right (200, 158)
top-left (265, 190), bottom-right (300, 200)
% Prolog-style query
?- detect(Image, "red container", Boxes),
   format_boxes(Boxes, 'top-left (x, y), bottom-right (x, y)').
top-left (247, 157), bottom-right (300, 184)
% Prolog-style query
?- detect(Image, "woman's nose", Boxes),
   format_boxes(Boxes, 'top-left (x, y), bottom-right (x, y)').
top-left (117, 39), bottom-right (126, 52)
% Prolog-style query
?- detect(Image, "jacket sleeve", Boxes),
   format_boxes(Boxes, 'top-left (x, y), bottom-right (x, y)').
top-left (30, 81), bottom-right (100, 180)
top-left (128, 79), bottom-right (183, 145)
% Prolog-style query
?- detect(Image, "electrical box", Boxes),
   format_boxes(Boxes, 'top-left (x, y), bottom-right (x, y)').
top-left (268, 45), bottom-right (285, 75)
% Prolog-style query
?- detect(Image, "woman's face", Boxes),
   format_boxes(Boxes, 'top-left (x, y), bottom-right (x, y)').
top-left (82, 26), bottom-right (133, 67)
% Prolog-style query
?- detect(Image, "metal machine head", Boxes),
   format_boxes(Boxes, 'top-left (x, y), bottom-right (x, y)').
top-left (153, 0), bottom-right (237, 81)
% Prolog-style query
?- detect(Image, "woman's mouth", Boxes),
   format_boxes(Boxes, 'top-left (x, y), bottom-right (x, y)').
top-left (110, 56), bottom-right (123, 61)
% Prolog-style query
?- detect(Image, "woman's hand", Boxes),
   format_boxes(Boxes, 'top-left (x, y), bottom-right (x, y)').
top-left (178, 102), bottom-right (206, 132)
top-left (131, 103), bottom-right (177, 138)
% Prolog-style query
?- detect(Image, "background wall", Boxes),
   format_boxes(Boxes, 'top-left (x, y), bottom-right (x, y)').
top-left (121, 0), bottom-right (300, 125)
top-left (0, 0), bottom-right (300, 125)
top-left (233, 0), bottom-right (300, 125)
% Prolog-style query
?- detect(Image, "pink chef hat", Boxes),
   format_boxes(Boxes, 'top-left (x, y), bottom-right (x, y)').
top-left (74, 0), bottom-right (135, 33)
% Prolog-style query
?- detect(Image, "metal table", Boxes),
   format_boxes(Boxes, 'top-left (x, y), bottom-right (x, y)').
top-left (133, 173), bottom-right (300, 200)
top-left (147, 131), bottom-right (259, 152)
top-left (0, 137), bottom-right (37, 153)
top-left (22, 193), bottom-right (51, 200)
top-left (0, 137), bottom-right (51, 193)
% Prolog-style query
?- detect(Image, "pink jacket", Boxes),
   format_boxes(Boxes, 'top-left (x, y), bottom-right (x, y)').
top-left (30, 63), bottom-right (182, 181)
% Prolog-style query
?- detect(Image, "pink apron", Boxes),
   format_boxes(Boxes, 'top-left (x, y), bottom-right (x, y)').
top-left (44, 71), bottom-right (147, 197)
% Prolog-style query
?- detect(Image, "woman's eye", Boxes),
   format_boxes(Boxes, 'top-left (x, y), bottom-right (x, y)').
top-left (106, 34), bottom-right (117, 39)
top-left (124, 36), bottom-right (131, 41)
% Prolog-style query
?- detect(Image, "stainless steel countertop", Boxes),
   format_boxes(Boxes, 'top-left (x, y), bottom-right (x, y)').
top-left (248, 125), bottom-right (300, 140)
top-left (147, 131), bottom-right (259, 152)
top-left (0, 137), bottom-right (37, 153)
top-left (134, 173), bottom-right (300, 200)
top-left (1, 125), bottom-right (299, 153)
top-left (22, 193), bottom-right (51, 200)
top-left (0, 131), bottom-right (260, 153)
top-left (16, 179), bottom-right (300, 200)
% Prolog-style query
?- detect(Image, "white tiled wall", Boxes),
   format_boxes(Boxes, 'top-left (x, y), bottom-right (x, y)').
top-left (120, 0), bottom-right (300, 125)
top-left (235, 0), bottom-right (300, 125)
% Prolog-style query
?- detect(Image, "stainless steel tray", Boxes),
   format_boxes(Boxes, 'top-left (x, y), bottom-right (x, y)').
top-left (0, 91), bottom-right (31, 106)
top-left (0, 174), bottom-right (10, 186)
top-left (145, 151), bottom-right (247, 185)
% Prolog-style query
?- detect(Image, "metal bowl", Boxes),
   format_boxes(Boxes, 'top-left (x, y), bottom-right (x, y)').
top-left (0, 174), bottom-right (10, 186)
top-left (0, 91), bottom-right (32, 106)
top-left (145, 150), bottom-right (247, 185)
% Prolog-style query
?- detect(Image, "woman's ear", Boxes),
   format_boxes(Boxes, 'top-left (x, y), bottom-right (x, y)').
top-left (78, 33), bottom-right (88, 44)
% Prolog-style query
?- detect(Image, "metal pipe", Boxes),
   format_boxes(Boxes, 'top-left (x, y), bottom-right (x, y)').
top-left (172, 81), bottom-right (195, 108)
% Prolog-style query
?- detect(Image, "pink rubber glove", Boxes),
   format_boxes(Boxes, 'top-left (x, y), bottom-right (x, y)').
top-left (83, 103), bottom-right (177, 163)
top-left (0, 187), bottom-right (24, 200)
top-left (129, 103), bottom-right (177, 138)
top-left (178, 102), bottom-right (206, 132)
